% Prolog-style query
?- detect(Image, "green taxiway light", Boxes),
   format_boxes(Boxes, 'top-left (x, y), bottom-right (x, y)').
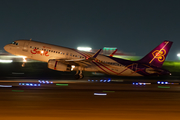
top-left (12, 90), bottom-right (24, 92)
top-left (103, 91), bottom-right (115, 93)
top-left (158, 86), bottom-right (170, 89)
top-left (56, 84), bottom-right (68, 86)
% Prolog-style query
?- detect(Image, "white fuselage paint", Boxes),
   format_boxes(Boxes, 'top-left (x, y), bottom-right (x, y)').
top-left (4, 40), bottom-right (142, 76)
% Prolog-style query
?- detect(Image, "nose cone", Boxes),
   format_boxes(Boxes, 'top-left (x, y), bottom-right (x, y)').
top-left (4, 45), bottom-right (9, 52)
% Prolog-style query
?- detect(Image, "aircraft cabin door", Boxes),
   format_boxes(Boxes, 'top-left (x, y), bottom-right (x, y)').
top-left (132, 63), bottom-right (138, 71)
top-left (23, 41), bottom-right (30, 51)
top-left (22, 41), bottom-right (30, 57)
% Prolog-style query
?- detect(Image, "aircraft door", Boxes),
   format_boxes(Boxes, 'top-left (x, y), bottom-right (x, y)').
top-left (22, 41), bottom-right (31, 57)
top-left (66, 52), bottom-right (70, 59)
top-left (23, 41), bottom-right (30, 52)
top-left (132, 63), bottom-right (138, 71)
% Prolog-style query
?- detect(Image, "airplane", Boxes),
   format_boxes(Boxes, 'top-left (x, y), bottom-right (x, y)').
top-left (4, 40), bottom-right (173, 79)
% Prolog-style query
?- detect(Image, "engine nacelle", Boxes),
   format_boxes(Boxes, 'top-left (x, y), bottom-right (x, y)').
top-left (48, 59), bottom-right (71, 71)
top-left (145, 68), bottom-right (170, 75)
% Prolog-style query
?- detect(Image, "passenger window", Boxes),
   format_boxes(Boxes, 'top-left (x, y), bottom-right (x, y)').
top-left (49, 50), bottom-right (51, 52)
top-left (30, 46), bottom-right (32, 48)
top-left (63, 53), bottom-right (65, 55)
top-left (66, 53), bottom-right (68, 55)
top-left (58, 52), bottom-right (60, 54)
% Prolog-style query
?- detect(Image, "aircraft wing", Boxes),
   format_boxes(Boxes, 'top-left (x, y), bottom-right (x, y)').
top-left (53, 49), bottom-right (102, 67)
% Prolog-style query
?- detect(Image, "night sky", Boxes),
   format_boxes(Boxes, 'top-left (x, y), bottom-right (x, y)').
top-left (1, 0), bottom-right (180, 60)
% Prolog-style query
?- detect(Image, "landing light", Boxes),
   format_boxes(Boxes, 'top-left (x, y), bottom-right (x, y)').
top-left (71, 65), bottom-right (75, 71)
top-left (22, 57), bottom-right (27, 62)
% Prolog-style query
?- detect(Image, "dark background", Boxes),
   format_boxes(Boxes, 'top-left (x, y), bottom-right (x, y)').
top-left (1, 0), bottom-right (180, 60)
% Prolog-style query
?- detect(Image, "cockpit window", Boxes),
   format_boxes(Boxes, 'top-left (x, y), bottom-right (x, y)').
top-left (11, 41), bottom-right (18, 45)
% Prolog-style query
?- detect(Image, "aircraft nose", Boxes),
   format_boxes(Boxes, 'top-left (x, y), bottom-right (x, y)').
top-left (4, 45), bottom-right (9, 52)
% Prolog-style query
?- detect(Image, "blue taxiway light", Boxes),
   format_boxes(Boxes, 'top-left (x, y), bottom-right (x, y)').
top-left (19, 83), bottom-right (41, 87)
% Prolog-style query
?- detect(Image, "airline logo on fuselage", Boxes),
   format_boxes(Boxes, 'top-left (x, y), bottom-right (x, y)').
top-left (30, 49), bottom-right (49, 56)
top-left (152, 49), bottom-right (166, 62)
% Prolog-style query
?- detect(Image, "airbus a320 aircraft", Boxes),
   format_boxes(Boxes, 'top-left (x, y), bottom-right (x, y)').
top-left (4, 40), bottom-right (173, 79)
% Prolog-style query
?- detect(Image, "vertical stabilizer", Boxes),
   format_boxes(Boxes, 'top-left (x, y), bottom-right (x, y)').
top-left (139, 40), bottom-right (173, 68)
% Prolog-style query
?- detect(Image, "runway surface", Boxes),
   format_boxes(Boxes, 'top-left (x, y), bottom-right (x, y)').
top-left (0, 79), bottom-right (180, 120)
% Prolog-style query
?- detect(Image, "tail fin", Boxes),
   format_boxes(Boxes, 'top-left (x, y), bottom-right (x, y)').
top-left (139, 40), bottom-right (173, 68)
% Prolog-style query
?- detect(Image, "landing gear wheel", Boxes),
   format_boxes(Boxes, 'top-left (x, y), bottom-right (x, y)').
top-left (75, 74), bottom-right (80, 79)
top-left (79, 74), bottom-right (84, 79)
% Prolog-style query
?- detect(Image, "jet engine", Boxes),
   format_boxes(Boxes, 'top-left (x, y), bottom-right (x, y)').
top-left (145, 68), bottom-right (170, 75)
top-left (48, 59), bottom-right (71, 71)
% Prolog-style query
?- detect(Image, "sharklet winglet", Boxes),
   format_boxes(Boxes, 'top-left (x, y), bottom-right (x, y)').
top-left (92, 49), bottom-right (102, 58)
top-left (109, 49), bottom-right (118, 57)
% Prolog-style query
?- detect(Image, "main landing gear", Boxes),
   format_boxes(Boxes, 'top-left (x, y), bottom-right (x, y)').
top-left (75, 70), bottom-right (84, 79)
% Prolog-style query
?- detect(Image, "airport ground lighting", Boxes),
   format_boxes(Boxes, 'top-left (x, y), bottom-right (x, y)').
top-left (177, 53), bottom-right (180, 60)
top-left (0, 59), bottom-right (13, 63)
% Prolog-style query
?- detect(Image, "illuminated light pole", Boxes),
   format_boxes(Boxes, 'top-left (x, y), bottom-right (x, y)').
top-left (77, 47), bottom-right (92, 52)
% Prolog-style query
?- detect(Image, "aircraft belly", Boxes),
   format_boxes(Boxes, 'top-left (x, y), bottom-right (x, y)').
top-left (96, 65), bottom-right (142, 76)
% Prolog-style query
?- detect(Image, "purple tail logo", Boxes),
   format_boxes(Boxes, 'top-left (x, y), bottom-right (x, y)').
top-left (139, 41), bottom-right (173, 68)
top-left (151, 49), bottom-right (166, 62)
